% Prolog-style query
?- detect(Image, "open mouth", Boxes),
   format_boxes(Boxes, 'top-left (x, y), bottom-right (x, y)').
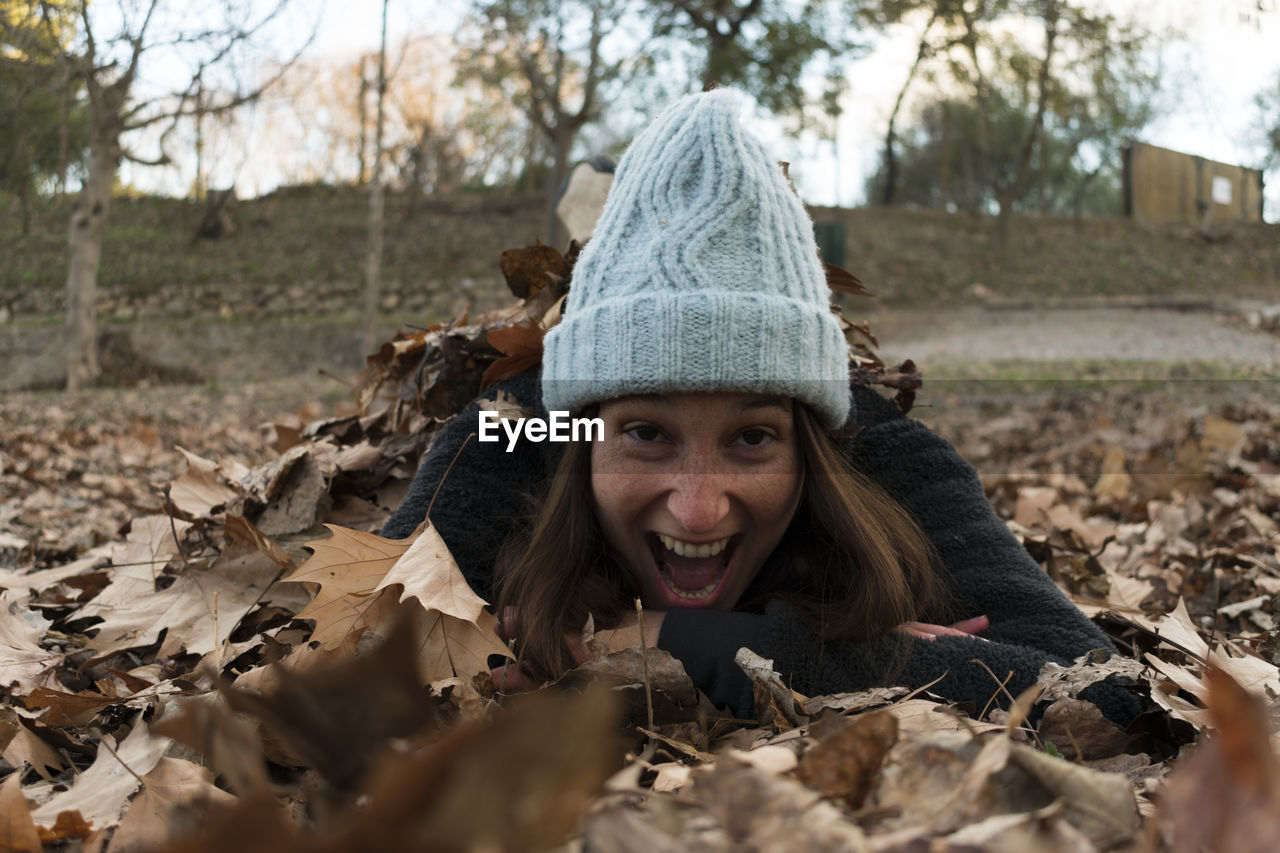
top-left (647, 532), bottom-right (737, 602)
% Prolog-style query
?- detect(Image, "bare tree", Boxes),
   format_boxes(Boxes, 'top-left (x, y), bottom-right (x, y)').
top-left (363, 0), bottom-right (389, 358)
top-left (32, 0), bottom-right (308, 389)
top-left (458, 0), bottom-right (628, 243)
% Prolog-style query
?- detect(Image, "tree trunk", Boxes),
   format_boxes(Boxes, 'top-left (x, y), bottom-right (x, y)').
top-left (362, 0), bottom-right (389, 358)
top-left (881, 13), bottom-right (938, 206)
top-left (357, 55), bottom-right (369, 186)
top-left (66, 138), bottom-right (117, 390)
top-left (545, 127), bottom-right (572, 246)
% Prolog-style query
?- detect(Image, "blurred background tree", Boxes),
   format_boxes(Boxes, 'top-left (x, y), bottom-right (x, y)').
top-left (863, 0), bottom-right (1168, 241)
top-left (0, 0), bottom-right (89, 233)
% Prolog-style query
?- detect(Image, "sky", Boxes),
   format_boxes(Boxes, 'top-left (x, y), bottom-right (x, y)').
top-left (114, 0), bottom-right (1280, 214)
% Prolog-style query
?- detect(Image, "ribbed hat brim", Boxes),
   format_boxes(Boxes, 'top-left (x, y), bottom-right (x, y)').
top-left (542, 290), bottom-right (851, 429)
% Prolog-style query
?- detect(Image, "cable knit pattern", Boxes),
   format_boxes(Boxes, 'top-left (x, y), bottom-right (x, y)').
top-left (380, 369), bottom-right (1141, 724)
top-left (541, 88), bottom-right (851, 429)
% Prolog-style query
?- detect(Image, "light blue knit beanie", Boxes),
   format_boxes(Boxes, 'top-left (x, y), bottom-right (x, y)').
top-left (541, 88), bottom-right (851, 429)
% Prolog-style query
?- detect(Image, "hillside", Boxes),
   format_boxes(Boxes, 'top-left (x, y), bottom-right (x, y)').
top-left (2, 187), bottom-right (1277, 390)
top-left (4, 186), bottom-right (1278, 319)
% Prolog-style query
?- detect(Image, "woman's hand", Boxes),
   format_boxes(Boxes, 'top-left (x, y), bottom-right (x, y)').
top-left (897, 615), bottom-right (989, 642)
top-left (489, 608), bottom-right (667, 692)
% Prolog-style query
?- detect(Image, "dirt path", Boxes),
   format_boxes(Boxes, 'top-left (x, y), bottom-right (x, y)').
top-left (863, 305), bottom-right (1280, 373)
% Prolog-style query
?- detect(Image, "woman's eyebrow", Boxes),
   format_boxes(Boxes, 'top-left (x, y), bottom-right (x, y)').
top-left (737, 398), bottom-right (791, 414)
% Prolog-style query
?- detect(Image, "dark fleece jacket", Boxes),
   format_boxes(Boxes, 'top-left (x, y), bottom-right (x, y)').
top-left (381, 369), bottom-right (1139, 723)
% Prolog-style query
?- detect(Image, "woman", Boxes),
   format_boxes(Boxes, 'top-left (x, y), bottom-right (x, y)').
top-left (383, 89), bottom-right (1136, 723)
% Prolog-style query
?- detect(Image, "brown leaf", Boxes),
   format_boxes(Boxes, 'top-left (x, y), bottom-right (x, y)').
top-left (283, 525), bottom-right (411, 648)
top-left (318, 687), bottom-right (622, 852)
top-left (107, 758), bottom-right (236, 853)
top-left (169, 448), bottom-right (241, 519)
top-left (689, 754), bottom-right (869, 849)
top-left (0, 707), bottom-right (65, 781)
top-left (221, 602), bottom-right (443, 792)
top-left (735, 648), bottom-right (807, 729)
top-left (499, 241), bottom-right (568, 299)
top-left (1038, 698), bottom-right (1134, 760)
top-left (795, 709), bottom-right (898, 809)
top-left (35, 811), bottom-right (93, 845)
top-left (824, 261), bottom-right (872, 296)
top-left (79, 522), bottom-right (280, 660)
top-left (0, 772), bottom-right (43, 853)
top-left (572, 647), bottom-right (703, 724)
top-left (0, 592), bottom-right (59, 693)
top-left (480, 320), bottom-right (545, 390)
top-left (31, 724), bottom-right (170, 832)
top-left (152, 695), bottom-right (272, 796)
top-left (374, 523), bottom-right (513, 680)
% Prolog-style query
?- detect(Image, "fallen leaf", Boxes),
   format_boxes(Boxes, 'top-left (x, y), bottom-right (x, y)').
top-left (221, 602), bottom-right (443, 792)
top-left (0, 772), bottom-right (42, 853)
top-left (480, 320), bottom-right (545, 390)
top-left (31, 723), bottom-right (170, 831)
top-left (498, 241), bottom-right (567, 299)
top-left (152, 694), bottom-right (272, 796)
top-left (0, 707), bottom-right (65, 780)
top-left (283, 525), bottom-right (411, 648)
top-left (0, 591), bottom-right (60, 692)
top-left (795, 709), bottom-right (897, 809)
top-left (80, 526), bottom-right (279, 660)
top-left (169, 448), bottom-right (240, 518)
top-left (1157, 665), bottom-right (1280, 853)
top-left (323, 687), bottom-right (623, 851)
top-left (107, 758), bottom-right (236, 853)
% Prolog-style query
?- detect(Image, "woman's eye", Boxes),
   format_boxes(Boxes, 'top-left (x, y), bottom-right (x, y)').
top-left (736, 428), bottom-right (775, 447)
top-left (624, 424), bottom-right (663, 442)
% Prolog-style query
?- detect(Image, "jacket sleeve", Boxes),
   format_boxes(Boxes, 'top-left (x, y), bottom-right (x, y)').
top-left (379, 370), bottom-right (556, 601)
top-left (656, 387), bottom-right (1140, 723)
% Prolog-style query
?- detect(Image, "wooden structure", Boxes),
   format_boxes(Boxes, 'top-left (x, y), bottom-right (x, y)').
top-left (1123, 141), bottom-right (1264, 225)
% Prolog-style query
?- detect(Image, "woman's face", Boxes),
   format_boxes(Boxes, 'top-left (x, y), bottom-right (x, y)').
top-left (590, 392), bottom-right (804, 611)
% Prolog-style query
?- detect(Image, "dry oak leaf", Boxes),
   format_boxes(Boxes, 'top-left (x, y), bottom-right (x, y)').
top-left (499, 241), bottom-right (568, 299)
top-left (79, 517), bottom-right (279, 660)
top-left (169, 448), bottom-right (243, 519)
top-left (1158, 665), bottom-right (1280, 853)
top-left (374, 522), bottom-right (513, 682)
top-left (0, 771), bottom-right (43, 853)
top-left (30, 723), bottom-right (170, 832)
top-left (282, 524), bottom-right (411, 649)
top-left (480, 319), bottom-right (545, 390)
top-left (107, 757), bottom-right (236, 853)
top-left (795, 709), bottom-right (898, 810)
top-left (285, 524), bottom-right (511, 682)
top-left (0, 707), bottom-right (65, 781)
top-left (0, 591), bottom-right (60, 693)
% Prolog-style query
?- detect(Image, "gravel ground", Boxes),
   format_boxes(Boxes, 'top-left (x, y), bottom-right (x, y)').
top-left (865, 305), bottom-right (1280, 373)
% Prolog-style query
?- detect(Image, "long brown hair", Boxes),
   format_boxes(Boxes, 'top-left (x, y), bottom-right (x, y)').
top-left (493, 402), bottom-right (944, 683)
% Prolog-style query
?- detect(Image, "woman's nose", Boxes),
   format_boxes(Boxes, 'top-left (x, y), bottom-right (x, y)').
top-left (666, 472), bottom-right (731, 533)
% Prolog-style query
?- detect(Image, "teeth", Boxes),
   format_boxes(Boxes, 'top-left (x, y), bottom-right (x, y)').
top-left (669, 578), bottom-right (721, 600)
top-left (657, 533), bottom-right (730, 558)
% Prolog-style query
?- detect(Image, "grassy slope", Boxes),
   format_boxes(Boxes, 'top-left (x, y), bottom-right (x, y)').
top-left (3, 188), bottom-right (1278, 316)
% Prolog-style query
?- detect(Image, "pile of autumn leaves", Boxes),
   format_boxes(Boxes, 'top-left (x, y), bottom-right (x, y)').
top-left (3, 245), bottom-right (1280, 851)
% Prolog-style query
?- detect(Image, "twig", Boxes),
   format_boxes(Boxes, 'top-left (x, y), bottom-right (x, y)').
top-left (635, 727), bottom-right (714, 763)
top-left (971, 658), bottom-right (1044, 748)
top-left (317, 368), bottom-right (354, 387)
top-left (160, 483), bottom-right (188, 564)
top-left (971, 658), bottom-right (1018, 720)
top-left (98, 736), bottom-right (146, 788)
top-left (635, 597), bottom-right (654, 732)
top-left (426, 432), bottom-right (476, 520)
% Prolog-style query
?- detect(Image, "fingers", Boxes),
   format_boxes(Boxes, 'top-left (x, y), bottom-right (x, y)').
top-left (950, 615), bottom-right (990, 635)
top-left (896, 617), bottom-right (990, 642)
